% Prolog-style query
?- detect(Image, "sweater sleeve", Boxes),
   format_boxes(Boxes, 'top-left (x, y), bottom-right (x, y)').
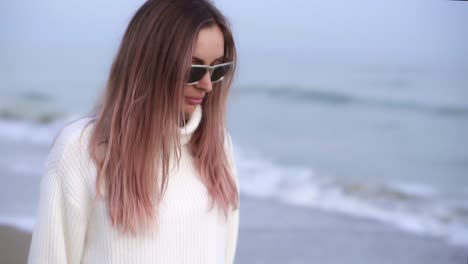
top-left (28, 121), bottom-right (93, 264)
top-left (225, 132), bottom-right (240, 264)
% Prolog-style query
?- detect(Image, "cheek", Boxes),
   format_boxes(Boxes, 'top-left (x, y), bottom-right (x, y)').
top-left (183, 85), bottom-right (193, 95)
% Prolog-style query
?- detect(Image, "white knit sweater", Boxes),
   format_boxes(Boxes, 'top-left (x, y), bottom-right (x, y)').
top-left (27, 104), bottom-right (240, 264)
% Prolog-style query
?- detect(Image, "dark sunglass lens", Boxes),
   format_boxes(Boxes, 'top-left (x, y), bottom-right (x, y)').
top-left (188, 67), bottom-right (207, 83)
top-left (211, 65), bottom-right (230, 82)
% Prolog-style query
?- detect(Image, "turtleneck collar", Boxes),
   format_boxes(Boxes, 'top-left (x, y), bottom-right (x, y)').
top-left (180, 104), bottom-right (202, 145)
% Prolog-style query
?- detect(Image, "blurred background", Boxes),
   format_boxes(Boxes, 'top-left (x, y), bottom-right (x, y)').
top-left (0, 0), bottom-right (467, 263)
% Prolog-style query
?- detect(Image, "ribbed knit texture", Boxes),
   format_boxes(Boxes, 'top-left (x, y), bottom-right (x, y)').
top-left (27, 104), bottom-right (240, 264)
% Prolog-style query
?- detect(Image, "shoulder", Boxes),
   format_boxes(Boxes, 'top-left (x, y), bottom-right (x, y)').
top-left (45, 116), bottom-right (97, 206)
top-left (49, 118), bottom-right (93, 161)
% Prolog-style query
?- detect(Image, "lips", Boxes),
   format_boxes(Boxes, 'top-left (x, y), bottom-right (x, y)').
top-left (185, 96), bottom-right (204, 105)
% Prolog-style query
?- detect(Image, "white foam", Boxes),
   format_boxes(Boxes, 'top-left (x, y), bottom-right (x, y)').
top-left (0, 114), bottom-right (82, 145)
top-left (389, 181), bottom-right (439, 198)
top-left (0, 216), bottom-right (35, 232)
top-left (0, 119), bottom-right (60, 145)
top-left (233, 143), bottom-right (468, 247)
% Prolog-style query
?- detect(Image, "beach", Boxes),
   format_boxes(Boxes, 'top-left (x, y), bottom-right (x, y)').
top-left (2, 1), bottom-right (468, 263)
top-left (1, 195), bottom-right (465, 264)
top-left (235, 196), bottom-right (466, 264)
top-left (0, 224), bottom-right (31, 264)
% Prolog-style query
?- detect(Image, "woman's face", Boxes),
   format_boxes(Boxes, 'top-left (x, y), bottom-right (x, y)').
top-left (183, 25), bottom-right (225, 118)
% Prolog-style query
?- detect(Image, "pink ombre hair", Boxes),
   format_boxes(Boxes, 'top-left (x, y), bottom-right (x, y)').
top-left (82, 0), bottom-right (238, 236)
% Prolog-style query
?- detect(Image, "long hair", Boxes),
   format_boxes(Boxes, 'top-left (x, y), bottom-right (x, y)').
top-left (83, 0), bottom-right (238, 236)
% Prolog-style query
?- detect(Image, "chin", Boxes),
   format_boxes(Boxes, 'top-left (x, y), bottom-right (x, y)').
top-left (184, 104), bottom-right (196, 116)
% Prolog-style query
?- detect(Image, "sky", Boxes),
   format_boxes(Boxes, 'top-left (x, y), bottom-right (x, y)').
top-left (1, 0), bottom-right (467, 94)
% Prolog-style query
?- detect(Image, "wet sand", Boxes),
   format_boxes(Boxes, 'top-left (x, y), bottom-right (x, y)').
top-left (0, 225), bottom-right (31, 264)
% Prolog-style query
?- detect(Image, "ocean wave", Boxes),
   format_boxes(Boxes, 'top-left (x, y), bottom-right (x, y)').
top-left (0, 116), bottom-right (82, 145)
top-left (2, 123), bottom-right (467, 247)
top-left (0, 91), bottom-right (65, 123)
top-left (0, 106), bottom-right (65, 124)
top-left (233, 143), bottom-right (468, 247)
top-left (240, 86), bottom-right (468, 117)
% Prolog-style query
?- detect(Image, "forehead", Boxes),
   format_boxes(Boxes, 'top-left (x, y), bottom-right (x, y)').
top-left (192, 25), bottom-right (225, 64)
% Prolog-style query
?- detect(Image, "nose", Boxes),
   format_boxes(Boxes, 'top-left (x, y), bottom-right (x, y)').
top-left (195, 70), bottom-right (213, 93)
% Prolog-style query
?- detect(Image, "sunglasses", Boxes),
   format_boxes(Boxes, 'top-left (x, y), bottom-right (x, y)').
top-left (186, 61), bottom-right (234, 85)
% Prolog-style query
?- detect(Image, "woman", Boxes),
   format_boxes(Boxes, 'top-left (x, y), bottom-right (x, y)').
top-left (27, 0), bottom-right (240, 263)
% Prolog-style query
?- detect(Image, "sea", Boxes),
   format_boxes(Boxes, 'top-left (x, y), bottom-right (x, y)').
top-left (0, 0), bottom-right (467, 248)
